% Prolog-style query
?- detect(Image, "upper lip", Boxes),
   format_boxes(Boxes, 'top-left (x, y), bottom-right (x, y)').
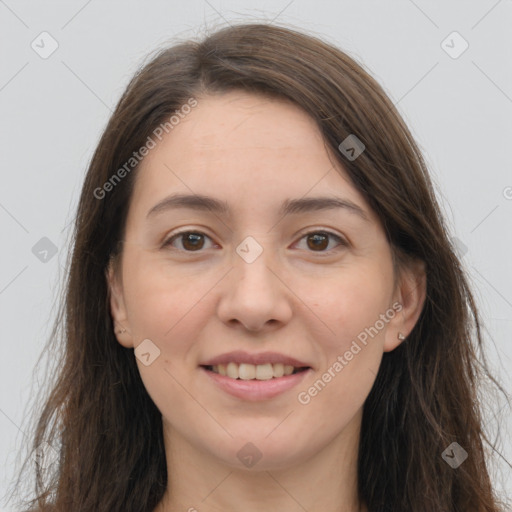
top-left (200, 351), bottom-right (312, 368)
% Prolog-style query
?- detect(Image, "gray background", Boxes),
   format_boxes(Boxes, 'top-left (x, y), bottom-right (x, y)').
top-left (1, 0), bottom-right (511, 509)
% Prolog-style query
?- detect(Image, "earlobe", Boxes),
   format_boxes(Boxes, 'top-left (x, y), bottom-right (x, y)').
top-left (106, 260), bottom-right (134, 348)
top-left (384, 259), bottom-right (427, 352)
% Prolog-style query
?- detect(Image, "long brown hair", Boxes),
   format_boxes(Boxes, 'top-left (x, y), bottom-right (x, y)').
top-left (8, 22), bottom-right (509, 511)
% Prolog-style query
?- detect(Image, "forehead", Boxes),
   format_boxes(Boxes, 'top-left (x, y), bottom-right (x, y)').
top-left (147, 91), bottom-right (328, 165)
top-left (128, 91), bottom-right (377, 224)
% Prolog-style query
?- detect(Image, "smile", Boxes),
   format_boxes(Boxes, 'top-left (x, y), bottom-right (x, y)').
top-left (203, 362), bottom-right (310, 380)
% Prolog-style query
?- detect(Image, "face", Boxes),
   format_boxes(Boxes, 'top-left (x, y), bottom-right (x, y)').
top-left (108, 91), bottom-right (424, 471)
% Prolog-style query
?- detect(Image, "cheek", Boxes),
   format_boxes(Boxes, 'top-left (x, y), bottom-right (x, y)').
top-left (122, 260), bottom-right (207, 420)
top-left (121, 255), bottom-right (217, 399)
top-left (122, 252), bottom-right (210, 340)
top-left (298, 263), bottom-right (393, 407)
top-left (311, 264), bottom-right (393, 349)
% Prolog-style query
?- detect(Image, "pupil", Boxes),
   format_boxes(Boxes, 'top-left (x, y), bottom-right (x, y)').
top-left (308, 233), bottom-right (327, 251)
top-left (184, 233), bottom-right (203, 250)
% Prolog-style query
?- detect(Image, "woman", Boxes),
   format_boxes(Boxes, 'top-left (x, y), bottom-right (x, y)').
top-left (11, 22), bottom-right (508, 511)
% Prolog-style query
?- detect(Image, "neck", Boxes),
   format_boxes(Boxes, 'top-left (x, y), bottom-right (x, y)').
top-left (154, 409), bottom-right (366, 512)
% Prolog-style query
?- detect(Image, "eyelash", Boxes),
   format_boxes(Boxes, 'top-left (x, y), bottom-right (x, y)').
top-left (162, 229), bottom-right (348, 254)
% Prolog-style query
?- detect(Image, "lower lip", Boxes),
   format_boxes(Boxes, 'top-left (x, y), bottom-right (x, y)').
top-left (200, 367), bottom-right (312, 401)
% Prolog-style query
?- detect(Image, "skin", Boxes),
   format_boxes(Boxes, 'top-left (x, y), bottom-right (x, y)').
top-left (107, 91), bottom-right (426, 512)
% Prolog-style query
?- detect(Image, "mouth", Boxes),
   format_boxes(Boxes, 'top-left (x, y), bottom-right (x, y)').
top-left (201, 363), bottom-right (311, 380)
top-left (200, 362), bottom-right (313, 401)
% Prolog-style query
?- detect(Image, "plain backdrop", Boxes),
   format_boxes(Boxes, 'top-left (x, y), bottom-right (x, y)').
top-left (1, 0), bottom-right (511, 509)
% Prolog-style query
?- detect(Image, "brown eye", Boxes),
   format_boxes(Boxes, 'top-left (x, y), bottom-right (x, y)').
top-left (307, 233), bottom-right (329, 251)
top-left (181, 232), bottom-right (205, 251)
top-left (297, 231), bottom-right (347, 253)
top-left (164, 231), bottom-right (212, 251)
top-left (163, 230), bottom-right (346, 254)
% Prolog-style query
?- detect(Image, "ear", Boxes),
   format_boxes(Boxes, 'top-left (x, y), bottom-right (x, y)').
top-left (384, 258), bottom-right (426, 352)
top-left (106, 258), bottom-right (134, 348)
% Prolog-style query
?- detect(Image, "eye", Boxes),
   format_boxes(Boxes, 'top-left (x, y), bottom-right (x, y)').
top-left (162, 229), bottom-right (348, 254)
top-left (162, 230), bottom-right (214, 252)
top-left (294, 230), bottom-right (347, 253)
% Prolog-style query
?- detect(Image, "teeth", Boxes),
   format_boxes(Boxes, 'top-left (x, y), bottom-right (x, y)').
top-left (212, 362), bottom-right (300, 380)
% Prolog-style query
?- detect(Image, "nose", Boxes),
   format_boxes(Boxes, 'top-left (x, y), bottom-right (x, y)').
top-left (216, 242), bottom-right (293, 333)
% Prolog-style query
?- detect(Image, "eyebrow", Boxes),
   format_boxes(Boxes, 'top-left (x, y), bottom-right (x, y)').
top-left (146, 193), bottom-right (369, 222)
